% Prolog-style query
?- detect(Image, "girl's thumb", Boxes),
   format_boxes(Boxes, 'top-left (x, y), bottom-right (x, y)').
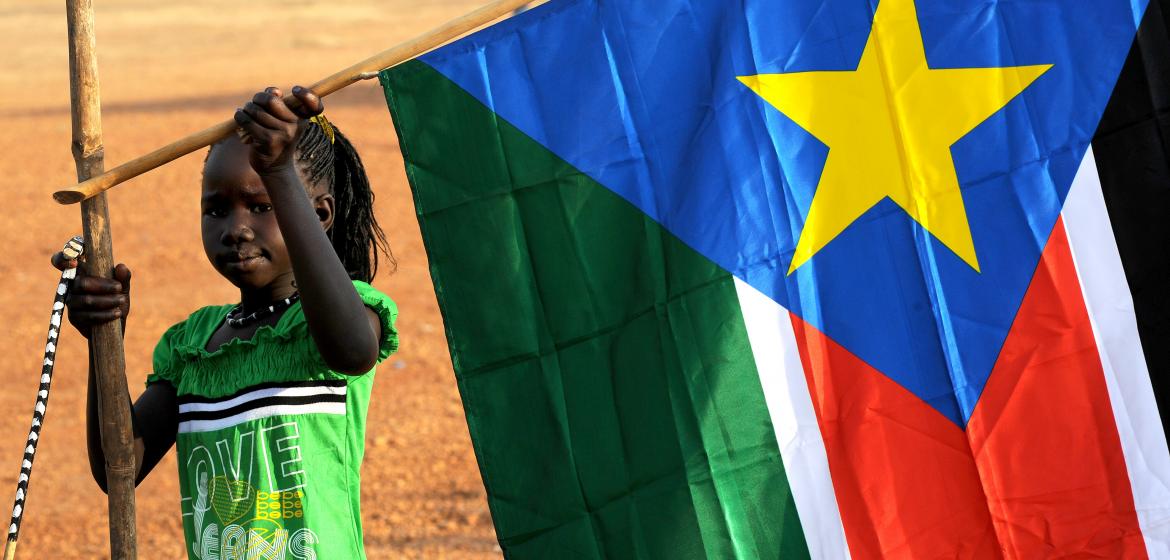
top-left (113, 263), bottom-right (132, 292)
top-left (49, 252), bottom-right (78, 271)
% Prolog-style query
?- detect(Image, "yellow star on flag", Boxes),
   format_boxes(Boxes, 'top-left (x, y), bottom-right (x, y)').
top-left (739, 0), bottom-right (1051, 274)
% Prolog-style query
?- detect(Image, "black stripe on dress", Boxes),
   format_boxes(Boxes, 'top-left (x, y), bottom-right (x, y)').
top-left (176, 379), bottom-right (347, 406)
top-left (177, 393), bottom-right (348, 423)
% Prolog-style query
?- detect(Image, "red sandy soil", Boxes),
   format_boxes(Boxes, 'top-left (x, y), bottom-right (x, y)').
top-left (0, 1), bottom-right (509, 557)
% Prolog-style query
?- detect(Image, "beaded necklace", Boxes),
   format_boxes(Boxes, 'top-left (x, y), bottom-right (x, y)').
top-left (225, 293), bottom-right (300, 328)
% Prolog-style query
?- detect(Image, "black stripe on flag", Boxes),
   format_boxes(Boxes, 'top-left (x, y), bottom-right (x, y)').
top-left (1092, 0), bottom-right (1170, 429)
top-left (176, 379), bottom-right (347, 406)
top-left (177, 393), bottom-right (347, 423)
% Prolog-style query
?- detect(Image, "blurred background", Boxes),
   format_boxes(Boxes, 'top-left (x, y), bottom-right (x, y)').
top-left (0, 0), bottom-right (529, 556)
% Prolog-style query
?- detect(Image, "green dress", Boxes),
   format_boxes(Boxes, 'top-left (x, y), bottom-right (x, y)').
top-left (146, 281), bottom-right (399, 560)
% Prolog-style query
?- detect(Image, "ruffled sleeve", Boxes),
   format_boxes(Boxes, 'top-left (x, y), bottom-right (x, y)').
top-left (145, 321), bottom-right (186, 387)
top-left (145, 304), bottom-right (233, 388)
top-left (353, 280), bottom-right (399, 362)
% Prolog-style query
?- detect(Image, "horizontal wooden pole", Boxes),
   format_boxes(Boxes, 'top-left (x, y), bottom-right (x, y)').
top-left (53, 0), bottom-right (532, 204)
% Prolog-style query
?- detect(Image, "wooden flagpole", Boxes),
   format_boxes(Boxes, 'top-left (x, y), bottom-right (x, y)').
top-left (52, 0), bottom-right (532, 205)
top-left (65, 0), bottom-right (138, 558)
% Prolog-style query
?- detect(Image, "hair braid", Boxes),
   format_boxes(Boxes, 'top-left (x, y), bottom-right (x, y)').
top-left (294, 118), bottom-right (393, 282)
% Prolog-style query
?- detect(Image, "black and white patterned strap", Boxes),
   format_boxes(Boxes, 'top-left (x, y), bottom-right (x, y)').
top-left (5, 236), bottom-right (83, 551)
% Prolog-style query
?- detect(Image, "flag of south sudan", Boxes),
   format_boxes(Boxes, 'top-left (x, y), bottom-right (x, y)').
top-left (380, 0), bottom-right (1170, 556)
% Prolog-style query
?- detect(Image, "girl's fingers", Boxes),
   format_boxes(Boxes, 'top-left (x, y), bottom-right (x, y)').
top-left (290, 86), bottom-right (324, 119)
top-left (50, 252), bottom-right (78, 271)
top-left (73, 275), bottom-right (125, 294)
top-left (235, 126), bottom-right (254, 144)
top-left (71, 293), bottom-right (127, 310)
top-left (233, 107), bottom-right (253, 128)
top-left (242, 101), bottom-right (287, 131)
top-left (234, 110), bottom-right (270, 144)
top-left (253, 90), bottom-right (299, 124)
top-left (114, 263), bottom-right (132, 294)
top-left (69, 309), bottom-right (123, 324)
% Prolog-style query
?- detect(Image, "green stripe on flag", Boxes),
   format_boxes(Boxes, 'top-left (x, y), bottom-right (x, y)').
top-left (381, 60), bottom-right (810, 560)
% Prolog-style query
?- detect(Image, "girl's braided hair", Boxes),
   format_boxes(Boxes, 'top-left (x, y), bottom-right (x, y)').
top-left (294, 116), bottom-right (393, 282)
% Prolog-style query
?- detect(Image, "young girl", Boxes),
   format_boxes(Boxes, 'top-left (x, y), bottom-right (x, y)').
top-left (54, 86), bottom-right (398, 559)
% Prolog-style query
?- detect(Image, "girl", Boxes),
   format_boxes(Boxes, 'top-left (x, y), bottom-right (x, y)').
top-left (54, 86), bottom-right (398, 559)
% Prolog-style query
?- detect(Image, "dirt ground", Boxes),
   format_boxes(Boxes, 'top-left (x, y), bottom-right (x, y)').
top-left (0, 1), bottom-right (510, 557)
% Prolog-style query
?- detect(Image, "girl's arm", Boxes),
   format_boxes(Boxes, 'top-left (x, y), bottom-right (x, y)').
top-left (86, 352), bottom-right (177, 492)
top-left (235, 87), bottom-right (382, 375)
top-left (54, 255), bottom-right (178, 491)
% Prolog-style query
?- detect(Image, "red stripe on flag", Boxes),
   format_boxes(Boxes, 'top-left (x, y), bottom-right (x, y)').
top-left (966, 217), bottom-right (1146, 557)
top-left (790, 315), bottom-right (1001, 558)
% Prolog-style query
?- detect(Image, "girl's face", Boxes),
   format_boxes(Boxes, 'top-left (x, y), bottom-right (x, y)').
top-left (201, 137), bottom-right (294, 293)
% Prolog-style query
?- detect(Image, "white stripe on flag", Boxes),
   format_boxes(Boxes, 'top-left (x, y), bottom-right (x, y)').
top-left (1063, 146), bottom-right (1170, 556)
top-left (178, 402), bottom-right (346, 434)
top-left (734, 278), bottom-right (851, 560)
top-left (179, 384), bottom-right (347, 414)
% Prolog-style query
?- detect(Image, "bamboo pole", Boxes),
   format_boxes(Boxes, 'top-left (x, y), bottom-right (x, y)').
top-left (66, 0), bottom-right (138, 558)
top-left (53, 0), bottom-right (532, 204)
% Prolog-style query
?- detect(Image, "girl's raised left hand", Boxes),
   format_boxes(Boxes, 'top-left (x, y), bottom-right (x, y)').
top-left (233, 85), bottom-right (323, 176)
